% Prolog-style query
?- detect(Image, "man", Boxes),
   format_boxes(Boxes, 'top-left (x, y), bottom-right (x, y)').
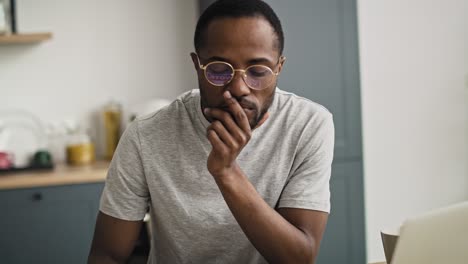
top-left (88, 0), bottom-right (334, 263)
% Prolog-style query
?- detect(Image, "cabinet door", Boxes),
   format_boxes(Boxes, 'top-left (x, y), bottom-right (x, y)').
top-left (0, 183), bottom-right (104, 264)
top-left (317, 161), bottom-right (366, 264)
top-left (267, 0), bottom-right (363, 160)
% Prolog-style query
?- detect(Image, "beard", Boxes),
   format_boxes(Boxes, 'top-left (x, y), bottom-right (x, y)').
top-left (250, 92), bottom-right (274, 128)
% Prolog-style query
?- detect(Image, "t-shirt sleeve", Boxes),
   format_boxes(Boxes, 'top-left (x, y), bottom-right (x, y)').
top-left (277, 110), bottom-right (335, 213)
top-left (99, 121), bottom-right (149, 221)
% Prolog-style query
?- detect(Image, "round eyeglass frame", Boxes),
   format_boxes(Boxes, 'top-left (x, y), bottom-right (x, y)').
top-left (196, 55), bottom-right (284, 90)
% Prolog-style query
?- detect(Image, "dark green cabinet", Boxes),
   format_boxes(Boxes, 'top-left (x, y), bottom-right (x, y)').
top-left (267, 0), bottom-right (367, 263)
top-left (0, 183), bottom-right (104, 264)
top-left (317, 161), bottom-right (365, 263)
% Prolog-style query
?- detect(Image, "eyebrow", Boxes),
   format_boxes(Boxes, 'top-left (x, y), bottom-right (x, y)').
top-left (205, 56), bottom-right (275, 66)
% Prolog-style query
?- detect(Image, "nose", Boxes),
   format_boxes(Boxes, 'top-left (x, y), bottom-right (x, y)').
top-left (226, 70), bottom-right (251, 98)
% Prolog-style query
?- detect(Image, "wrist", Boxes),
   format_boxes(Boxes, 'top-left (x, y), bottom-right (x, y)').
top-left (212, 163), bottom-right (243, 185)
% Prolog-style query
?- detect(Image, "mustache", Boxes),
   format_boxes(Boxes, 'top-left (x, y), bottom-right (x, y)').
top-left (220, 99), bottom-right (257, 110)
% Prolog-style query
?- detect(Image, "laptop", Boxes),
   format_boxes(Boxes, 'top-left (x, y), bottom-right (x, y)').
top-left (391, 201), bottom-right (468, 264)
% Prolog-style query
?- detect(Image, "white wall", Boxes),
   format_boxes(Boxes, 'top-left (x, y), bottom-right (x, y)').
top-left (0, 0), bottom-right (198, 157)
top-left (358, 0), bottom-right (468, 262)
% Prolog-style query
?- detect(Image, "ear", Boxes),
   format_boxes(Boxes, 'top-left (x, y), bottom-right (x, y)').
top-left (190, 52), bottom-right (200, 71)
top-left (277, 56), bottom-right (286, 74)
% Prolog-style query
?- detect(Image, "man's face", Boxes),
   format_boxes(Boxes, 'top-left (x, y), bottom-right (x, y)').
top-left (191, 17), bottom-right (284, 128)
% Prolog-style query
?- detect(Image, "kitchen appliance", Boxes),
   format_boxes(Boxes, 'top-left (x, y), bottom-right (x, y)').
top-left (0, 109), bottom-right (48, 169)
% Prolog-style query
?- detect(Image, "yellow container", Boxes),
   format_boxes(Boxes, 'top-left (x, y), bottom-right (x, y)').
top-left (66, 143), bottom-right (95, 166)
top-left (103, 101), bottom-right (122, 160)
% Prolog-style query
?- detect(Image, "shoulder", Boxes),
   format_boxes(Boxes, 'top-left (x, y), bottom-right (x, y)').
top-left (273, 88), bottom-right (333, 127)
top-left (272, 89), bottom-right (335, 162)
top-left (132, 90), bottom-right (197, 130)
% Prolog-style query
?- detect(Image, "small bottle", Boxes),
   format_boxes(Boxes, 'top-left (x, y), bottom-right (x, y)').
top-left (103, 100), bottom-right (122, 160)
top-left (66, 127), bottom-right (95, 166)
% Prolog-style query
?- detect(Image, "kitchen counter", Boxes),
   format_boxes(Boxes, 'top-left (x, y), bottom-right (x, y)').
top-left (0, 161), bottom-right (109, 190)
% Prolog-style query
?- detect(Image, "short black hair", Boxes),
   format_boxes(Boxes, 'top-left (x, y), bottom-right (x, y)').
top-left (194, 0), bottom-right (284, 55)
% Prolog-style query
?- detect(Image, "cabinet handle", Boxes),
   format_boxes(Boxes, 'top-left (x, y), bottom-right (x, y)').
top-left (32, 193), bottom-right (43, 201)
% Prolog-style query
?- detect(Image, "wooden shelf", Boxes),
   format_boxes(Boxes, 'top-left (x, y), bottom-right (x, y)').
top-left (0, 32), bottom-right (52, 44)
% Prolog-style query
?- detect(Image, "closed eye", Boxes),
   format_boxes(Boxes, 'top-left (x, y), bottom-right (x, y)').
top-left (247, 66), bottom-right (270, 77)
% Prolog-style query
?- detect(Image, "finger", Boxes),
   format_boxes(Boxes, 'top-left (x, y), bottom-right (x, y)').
top-left (223, 91), bottom-right (251, 134)
top-left (207, 121), bottom-right (238, 149)
top-left (253, 111), bottom-right (270, 130)
top-left (207, 129), bottom-right (228, 154)
top-left (205, 108), bottom-right (238, 133)
top-left (205, 108), bottom-right (248, 144)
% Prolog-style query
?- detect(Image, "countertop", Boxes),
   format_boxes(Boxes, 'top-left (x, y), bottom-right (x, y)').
top-left (0, 161), bottom-right (110, 190)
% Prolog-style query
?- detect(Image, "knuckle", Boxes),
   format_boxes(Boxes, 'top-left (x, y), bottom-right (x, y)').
top-left (240, 134), bottom-right (248, 144)
top-left (236, 111), bottom-right (245, 121)
top-left (231, 141), bottom-right (239, 150)
top-left (213, 121), bottom-right (222, 129)
top-left (245, 131), bottom-right (252, 140)
top-left (222, 112), bottom-right (231, 120)
top-left (207, 129), bottom-right (216, 138)
top-left (236, 134), bottom-right (246, 145)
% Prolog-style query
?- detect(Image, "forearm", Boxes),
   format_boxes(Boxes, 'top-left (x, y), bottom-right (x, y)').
top-left (87, 212), bottom-right (143, 264)
top-left (215, 168), bottom-right (316, 264)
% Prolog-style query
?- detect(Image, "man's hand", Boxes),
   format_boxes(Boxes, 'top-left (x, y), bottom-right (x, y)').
top-left (204, 91), bottom-right (269, 179)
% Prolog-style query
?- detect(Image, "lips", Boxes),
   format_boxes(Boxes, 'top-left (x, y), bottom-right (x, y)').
top-left (240, 101), bottom-right (256, 109)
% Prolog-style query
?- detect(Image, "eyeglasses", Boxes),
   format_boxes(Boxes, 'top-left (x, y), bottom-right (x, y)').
top-left (196, 54), bottom-right (283, 90)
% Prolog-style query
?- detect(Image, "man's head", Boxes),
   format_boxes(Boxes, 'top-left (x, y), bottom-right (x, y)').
top-left (191, 0), bottom-right (285, 128)
top-left (194, 0), bottom-right (284, 56)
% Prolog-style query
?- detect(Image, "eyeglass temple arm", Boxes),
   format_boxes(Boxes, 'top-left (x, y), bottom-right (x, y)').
top-left (196, 56), bottom-right (205, 69)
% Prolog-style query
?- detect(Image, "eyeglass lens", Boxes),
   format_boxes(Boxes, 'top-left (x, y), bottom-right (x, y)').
top-left (205, 62), bottom-right (274, 89)
top-left (205, 63), bottom-right (232, 86)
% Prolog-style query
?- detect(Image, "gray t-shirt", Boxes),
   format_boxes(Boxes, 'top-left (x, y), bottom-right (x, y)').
top-left (100, 88), bottom-right (334, 264)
